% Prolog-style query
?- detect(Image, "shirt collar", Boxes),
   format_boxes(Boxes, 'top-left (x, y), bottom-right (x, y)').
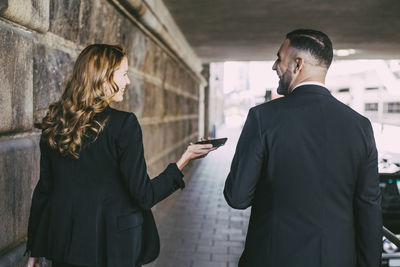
top-left (292, 81), bottom-right (326, 92)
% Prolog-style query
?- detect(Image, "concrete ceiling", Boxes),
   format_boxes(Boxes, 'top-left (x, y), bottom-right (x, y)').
top-left (162, 0), bottom-right (400, 62)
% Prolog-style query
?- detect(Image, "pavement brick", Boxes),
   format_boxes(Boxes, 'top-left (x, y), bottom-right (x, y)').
top-left (211, 253), bottom-right (241, 263)
top-left (213, 240), bottom-right (245, 248)
top-left (228, 261), bottom-right (240, 267)
top-left (192, 261), bottom-right (227, 267)
top-left (228, 246), bottom-right (244, 256)
top-left (228, 234), bottom-right (247, 242)
top-left (175, 251), bottom-right (211, 261)
top-left (162, 242), bottom-right (196, 252)
top-left (196, 244), bottom-right (228, 254)
top-left (199, 232), bottom-right (229, 241)
top-left (155, 259), bottom-right (191, 267)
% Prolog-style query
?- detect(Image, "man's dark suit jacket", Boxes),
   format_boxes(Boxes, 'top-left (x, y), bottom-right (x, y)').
top-left (26, 107), bottom-right (185, 266)
top-left (224, 85), bottom-right (382, 267)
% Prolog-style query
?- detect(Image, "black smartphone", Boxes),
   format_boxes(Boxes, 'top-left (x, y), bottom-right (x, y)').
top-left (195, 137), bottom-right (228, 147)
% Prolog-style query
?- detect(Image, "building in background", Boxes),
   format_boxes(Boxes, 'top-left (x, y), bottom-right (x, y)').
top-left (328, 60), bottom-right (400, 126)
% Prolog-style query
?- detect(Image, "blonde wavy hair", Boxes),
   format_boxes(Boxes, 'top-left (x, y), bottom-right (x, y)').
top-left (38, 44), bottom-right (126, 159)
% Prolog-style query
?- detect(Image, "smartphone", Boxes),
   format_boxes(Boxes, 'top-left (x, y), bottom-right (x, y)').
top-left (195, 137), bottom-right (228, 147)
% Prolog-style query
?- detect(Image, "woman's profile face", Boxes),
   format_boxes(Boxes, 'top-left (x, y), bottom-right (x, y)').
top-left (110, 57), bottom-right (130, 102)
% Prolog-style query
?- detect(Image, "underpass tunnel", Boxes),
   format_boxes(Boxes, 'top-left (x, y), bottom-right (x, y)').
top-left (1, 0), bottom-right (400, 266)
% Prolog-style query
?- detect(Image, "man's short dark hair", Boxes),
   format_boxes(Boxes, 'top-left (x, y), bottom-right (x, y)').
top-left (286, 29), bottom-right (333, 69)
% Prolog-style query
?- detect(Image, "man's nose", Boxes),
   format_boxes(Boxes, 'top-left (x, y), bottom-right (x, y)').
top-left (272, 61), bottom-right (277, 70)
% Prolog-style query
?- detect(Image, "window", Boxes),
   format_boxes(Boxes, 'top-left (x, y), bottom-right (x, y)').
top-left (384, 102), bottom-right (400, 113)
top-left (365, 103), bottom-right (378, 111)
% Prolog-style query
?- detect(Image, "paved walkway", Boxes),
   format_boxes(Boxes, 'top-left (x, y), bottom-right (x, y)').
top-left (145, 126), bottom-right (250, 267)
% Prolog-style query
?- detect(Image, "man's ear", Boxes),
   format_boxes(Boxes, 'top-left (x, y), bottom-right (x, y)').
top-left (294, 57), bottom-right (304, 73)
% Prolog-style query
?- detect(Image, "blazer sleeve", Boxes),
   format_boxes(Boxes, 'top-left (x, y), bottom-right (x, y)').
top-left (117, 113), bottom-right (184, 210)
top-left (354, 120), bottom-right (382, 267)
top-left (25, 140), bottom-right (53, 255)
top-left (224, 108), bottom-right (266, 209)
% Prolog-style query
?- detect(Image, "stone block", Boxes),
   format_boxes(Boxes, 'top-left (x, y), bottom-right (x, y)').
top-left (175, 95), bottom-right (184, 115)
top-left (175, 67), bottom-right (186, 91)
top-left (187, 118), bottom-right (193, 135)
top-left (79, 0), bottom-right (124, 45)
top-left (142, 41), bottom-right (165, 80)
top-left (49, 0), bottom-right (81, 41)
top-left (0, 24), bottom-right (33, 134)
top-left (163, 90), bottom-right (177, 117)
top-left (184, 119), bottom-right (191, 138)
top-left (141, 83), bottom-right (156, 118)
top-left (0, 0), bottom-right (49, 32)
top-left (191, 118), bottom-right (199, 135)
top-left (185, 98), bottom-right (192, 115)
top-left (182, 97), bottom-right (190, 115)
top-left (181, 73), bottom-right (190, 93)
top-left (188, 77), bottom-right (198, 96)
top-left (163, 121), bottom-right (176, 149)
top-left (187, 74), bottom-right (198, 96)
top-left (78, 0), bottom-right (150, 73)
top-left (141, 82), bottom-right (164, 118)
top-left (33, 44), bottom-right (74, 124)
top-left (177, 120), bottom-right (184, 141)
top-left (188, 98), bottom-right (198, 115)
top-left (163, 58), bottom-right (174, 87)
top-left (76, 0), bottom-right (150, 71)
top-left (78, 0), bottom-right (117, 44)
top-left (0, 137), bottom-right (40, 253)
top-left (141, 123), bottom-right (165, 162)
top-left (164, 59), bottom-right (179, 89)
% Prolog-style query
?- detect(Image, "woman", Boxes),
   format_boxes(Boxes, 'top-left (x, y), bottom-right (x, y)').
top-left (25, 44), bottom-right (216, 267)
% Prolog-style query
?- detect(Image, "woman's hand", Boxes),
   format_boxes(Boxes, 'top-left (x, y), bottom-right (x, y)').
top-left (176, 140), bottom-right (217, 170)
top-left (26, 257), bottom-right (39, 267)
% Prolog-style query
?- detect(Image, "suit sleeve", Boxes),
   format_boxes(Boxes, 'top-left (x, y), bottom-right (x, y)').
top-left (117, 113), bottom-right (184, 210)
top-left (25, 140), bottom-right (53, 255)
top-left (355, 120), bottom-right (382, 267)
top-left (224, 108), bottom-right (266, 209)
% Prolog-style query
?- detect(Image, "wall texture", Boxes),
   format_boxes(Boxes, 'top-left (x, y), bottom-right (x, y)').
top-left (0, 0), bottom-right (203, 265)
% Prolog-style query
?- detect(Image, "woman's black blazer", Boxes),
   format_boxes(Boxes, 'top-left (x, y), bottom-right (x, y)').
top-left (26, 107), bottom-right (185, 266)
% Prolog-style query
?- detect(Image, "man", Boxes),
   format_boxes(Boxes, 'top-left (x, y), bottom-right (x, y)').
top-left (224, 29), bottom-right (382, 267)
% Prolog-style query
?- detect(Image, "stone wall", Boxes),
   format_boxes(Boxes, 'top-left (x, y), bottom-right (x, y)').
top-left (0, 0), bottom-right (203, 265)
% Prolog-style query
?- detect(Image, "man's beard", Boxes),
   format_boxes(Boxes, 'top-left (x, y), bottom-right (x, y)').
top-left (277, 69), bottom-right (293, 96)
